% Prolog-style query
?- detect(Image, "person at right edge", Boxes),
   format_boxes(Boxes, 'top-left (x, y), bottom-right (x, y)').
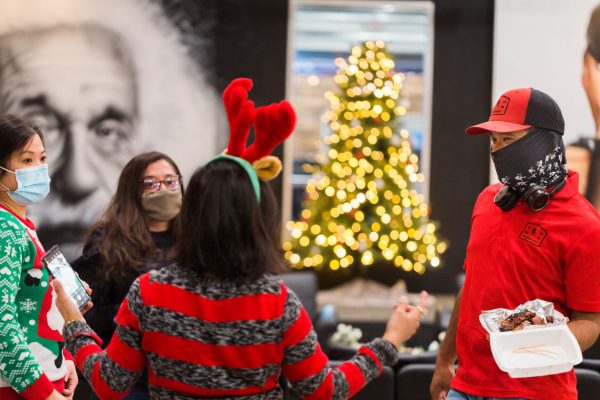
top-left (580, 4), bottom-right (600, 208)
top-left (430, 88), bottom-right (600, 400)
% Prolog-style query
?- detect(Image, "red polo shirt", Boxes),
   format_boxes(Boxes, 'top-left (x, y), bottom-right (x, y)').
top-left (452, 171), bottom-right (600, 400)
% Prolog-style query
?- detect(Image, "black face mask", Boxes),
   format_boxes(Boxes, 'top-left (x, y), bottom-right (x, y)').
top-left (491, 128), bottom-right (567, 195)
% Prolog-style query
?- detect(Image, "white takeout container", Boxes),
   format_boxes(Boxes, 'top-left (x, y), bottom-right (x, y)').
top-left (485, 322), bottom-right (582, 378)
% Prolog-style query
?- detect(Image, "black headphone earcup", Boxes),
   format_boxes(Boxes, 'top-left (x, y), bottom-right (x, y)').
top-left (494, 186), bottom-right (518, 211)
top-left (523, 185), bottom-right (550, 211)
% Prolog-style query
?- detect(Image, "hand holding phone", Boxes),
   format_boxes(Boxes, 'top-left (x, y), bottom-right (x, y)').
top-left (42, 245), bottom-right (91, 310)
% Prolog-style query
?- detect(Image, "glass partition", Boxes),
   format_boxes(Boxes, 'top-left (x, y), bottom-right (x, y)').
top-left (283, 0), bottom-right (435, 223)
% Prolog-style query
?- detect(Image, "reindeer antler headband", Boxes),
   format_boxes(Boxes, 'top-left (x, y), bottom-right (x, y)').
top-left (208, 78), bottom-right (296, 201)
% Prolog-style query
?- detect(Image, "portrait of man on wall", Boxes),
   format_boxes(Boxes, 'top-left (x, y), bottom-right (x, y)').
top-left (0, 0), bottom-right (218, 258)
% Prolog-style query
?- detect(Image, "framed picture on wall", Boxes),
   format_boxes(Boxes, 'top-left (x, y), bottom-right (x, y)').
top-left (283, 0), bottom-right (435, 223)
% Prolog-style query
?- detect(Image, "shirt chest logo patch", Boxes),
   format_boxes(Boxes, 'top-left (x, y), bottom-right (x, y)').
top-left (520, 223), bottom-right (547, 247)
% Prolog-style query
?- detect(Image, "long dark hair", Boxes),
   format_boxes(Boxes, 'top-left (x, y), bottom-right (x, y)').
top-left (0, 114), bottom-right (43, 173)
top-left (90, 151), bottom-right (183, 282)
top-left (175, 159), bottom-right (287, 280)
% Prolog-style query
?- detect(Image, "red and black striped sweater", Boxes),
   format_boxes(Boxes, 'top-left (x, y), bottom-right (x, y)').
top-left (63, 265), bottom-right (399, 399)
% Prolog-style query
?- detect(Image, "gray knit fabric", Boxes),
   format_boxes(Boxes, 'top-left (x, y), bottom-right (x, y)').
top-left (63, 266), bottom-right (400, 399)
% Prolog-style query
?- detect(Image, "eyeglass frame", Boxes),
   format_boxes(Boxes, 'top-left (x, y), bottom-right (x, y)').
top-left (140, 175), bottom-right (182, 192)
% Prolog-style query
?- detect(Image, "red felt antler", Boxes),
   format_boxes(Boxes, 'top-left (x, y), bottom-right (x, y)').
top-left (242, 100), bottom-right (296, 163)
top-left (223, 78), bottom-right (255, 157)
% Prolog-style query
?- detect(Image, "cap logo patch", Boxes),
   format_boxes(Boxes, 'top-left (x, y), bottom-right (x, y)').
top-left (520, 223), bottom-right (547, 247)
top-left (491, 95), bottom-right (510, 116)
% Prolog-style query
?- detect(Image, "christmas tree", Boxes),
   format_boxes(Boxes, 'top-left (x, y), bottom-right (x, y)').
top-left (284, 40), bottom-right (446, 276)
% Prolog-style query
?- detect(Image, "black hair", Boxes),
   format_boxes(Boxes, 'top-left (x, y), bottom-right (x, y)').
top-left (175, 159), bottom-right (287, 280)
top-left (0, 114), bottom-right (43, 174)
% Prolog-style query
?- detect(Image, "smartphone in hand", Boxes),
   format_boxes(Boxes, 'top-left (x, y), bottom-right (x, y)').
top-left (42, 245), bottom-right (91, 310)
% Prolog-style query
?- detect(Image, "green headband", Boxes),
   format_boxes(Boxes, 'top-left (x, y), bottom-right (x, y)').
top-left (208, 154), bottom-right (260, 202)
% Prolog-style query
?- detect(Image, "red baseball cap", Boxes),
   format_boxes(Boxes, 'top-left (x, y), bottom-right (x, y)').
top-left (466, 88), bottom-right (564, 135)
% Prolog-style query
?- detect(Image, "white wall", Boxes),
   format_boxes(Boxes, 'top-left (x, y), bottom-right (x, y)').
top-left (494, 0), bottom-right (599, 143)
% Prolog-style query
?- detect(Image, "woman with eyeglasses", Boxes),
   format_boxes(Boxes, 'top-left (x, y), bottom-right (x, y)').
top-left (72, 151), bottom-right (183, 400)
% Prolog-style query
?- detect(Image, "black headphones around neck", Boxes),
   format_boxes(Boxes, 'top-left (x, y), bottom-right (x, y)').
top-left (494, 177), bottom-right (567, 212)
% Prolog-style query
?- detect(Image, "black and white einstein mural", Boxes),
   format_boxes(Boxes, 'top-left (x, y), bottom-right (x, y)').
top-left (0, 0), bottom-right (218, 258)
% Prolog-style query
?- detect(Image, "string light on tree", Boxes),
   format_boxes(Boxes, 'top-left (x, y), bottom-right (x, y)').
top-left (284, 40), bottom-right (447, 275)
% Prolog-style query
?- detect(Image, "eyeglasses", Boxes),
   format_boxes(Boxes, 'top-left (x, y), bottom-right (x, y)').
top-left (141, 175), bottom-right (181, 192)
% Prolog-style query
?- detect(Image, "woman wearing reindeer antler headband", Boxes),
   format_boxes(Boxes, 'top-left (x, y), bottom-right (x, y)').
top-left (51, 78), bottom-right (427, 399)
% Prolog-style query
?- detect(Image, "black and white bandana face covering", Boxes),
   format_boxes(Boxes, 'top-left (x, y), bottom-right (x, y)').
top-left (491, 128), bottom-right (567, 195)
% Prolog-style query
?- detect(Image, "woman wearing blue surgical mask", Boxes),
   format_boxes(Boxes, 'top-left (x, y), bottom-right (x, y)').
top-left (0, 114), bottom-right (82, 400)
top-left (71, 151), bottom-right (183, 400)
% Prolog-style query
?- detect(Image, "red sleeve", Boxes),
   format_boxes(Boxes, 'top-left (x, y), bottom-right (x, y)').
top-left (64, 278), bottom-right (146, 400)
top-left (63, 348), bottom-right (74, 361)
top-left (20, 374), bottom-right (54, 400)
top-left (281, 284), bottom-right (380, 399)
top-left (106, 298), bottom-right (145, 371)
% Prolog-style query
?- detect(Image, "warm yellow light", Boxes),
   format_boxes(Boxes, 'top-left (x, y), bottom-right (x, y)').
top-left (414, 263), bottom-right (425, 274)
top-left (327, 235), bottom-right (338, 246)
top-left (316, 235), bottom-right (326, 246)
top-left (361, 251), bottom-right (374, 266)
top-left (334, 245), bottom-right (347, 258)
top-left (383, 248), bottom-right (394, 260)
top-left (355, 211), bottom-right (365, 222)
top-left (340, 257), bottom-right (350, 268)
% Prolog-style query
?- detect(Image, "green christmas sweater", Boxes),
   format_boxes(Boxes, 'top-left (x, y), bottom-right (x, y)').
top-left (0, 207), bottom-right (67, 400)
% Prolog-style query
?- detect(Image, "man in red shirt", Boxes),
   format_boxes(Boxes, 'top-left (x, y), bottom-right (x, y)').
top-left (430, 88), bottom-right (600, 400)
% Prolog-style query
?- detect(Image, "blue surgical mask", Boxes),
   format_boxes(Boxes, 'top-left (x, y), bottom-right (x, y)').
top-left (0, 164), bottom-right (51, 205)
